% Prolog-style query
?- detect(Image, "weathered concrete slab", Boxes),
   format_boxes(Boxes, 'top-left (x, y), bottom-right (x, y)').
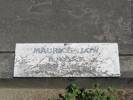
top-left (0, 0), bottom-right (132, 79)
top-left (0, 78), bottom-right (133, 89)
top-left (120, 56), bottom-right (133, 78)
top-left (120, 56), bottom-right (133, 72)
top-left (14, 43), bottom-right (120, 77)
top-left (0, 0), bottom-right (131, 54)
top-left (0, 54), bottom-right (14, 78)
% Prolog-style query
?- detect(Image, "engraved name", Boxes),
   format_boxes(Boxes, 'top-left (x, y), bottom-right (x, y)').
top-left (33, 47), bottom-right (99, 54)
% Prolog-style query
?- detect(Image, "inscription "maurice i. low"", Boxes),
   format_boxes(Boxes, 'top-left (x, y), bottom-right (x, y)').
top-left (33, 47), bottom-right (99, 54)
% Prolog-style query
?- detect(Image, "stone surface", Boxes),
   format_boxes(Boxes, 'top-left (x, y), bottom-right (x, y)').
top-left (0, 53), bottom-right (14, 78)
top-left (0, 0), bottom-right (131, 54)
top-left (14, 43), bottom-right (120, 77)
top-left (0, 0), bottom-right (131, 78)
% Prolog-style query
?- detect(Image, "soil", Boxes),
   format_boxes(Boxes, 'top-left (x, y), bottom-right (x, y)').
top-left (0, 88), bottom-right (132, 100)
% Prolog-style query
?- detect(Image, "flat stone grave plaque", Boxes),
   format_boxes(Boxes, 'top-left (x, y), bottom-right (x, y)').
top-left (14, 43), bottom-right (120, 77)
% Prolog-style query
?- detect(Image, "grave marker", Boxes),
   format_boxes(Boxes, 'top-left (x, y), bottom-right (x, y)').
top-left (14, 43), bottom-right (120, 77)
